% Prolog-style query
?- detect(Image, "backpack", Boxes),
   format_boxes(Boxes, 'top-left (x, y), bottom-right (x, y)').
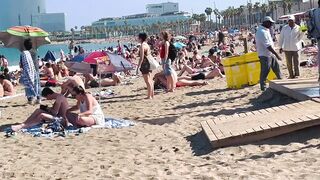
top-left (307, 8), bottom-right (320, 39)
top-left (168, 43), bottom-right (177, 61)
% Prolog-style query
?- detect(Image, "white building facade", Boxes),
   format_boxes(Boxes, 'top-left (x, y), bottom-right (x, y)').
top-left (0, 0), bottom-right (65, 32)
top-left (146, 2), bottom-right (179, 15)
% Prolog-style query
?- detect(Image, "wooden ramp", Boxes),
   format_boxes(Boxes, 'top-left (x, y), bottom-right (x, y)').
top-left (201, 100), bottom-right (320, 149)
top-left (270, 78), bottom-right (320, 101)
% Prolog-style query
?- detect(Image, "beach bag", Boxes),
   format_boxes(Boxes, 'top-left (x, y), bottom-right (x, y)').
top-left (146, 54), bottom-right (160, 70)
top-left (168, 43), bottom-right (177, 61)
top-left (307, 8), bottom-right (320, 39)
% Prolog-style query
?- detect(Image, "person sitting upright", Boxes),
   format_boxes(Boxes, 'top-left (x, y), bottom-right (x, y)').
top-left (0, 74), bottom-right (15, 96)
top-left (66, 86), bottom-right (105, 127)
top-left (11, 87), bottom-right (70, 132)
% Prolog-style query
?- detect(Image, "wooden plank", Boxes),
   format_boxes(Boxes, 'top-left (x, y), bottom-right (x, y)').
top-left (206, 119), bottom-right (224, 140)
top-left (299, 116), bottom-right (313, 122)
top-left (260, 124), bottom-right (271, 131)
top-left (239, 113), bottom-right (247, 118)
top-left (278, 105), bottom-right (289, 110)
top-left (267, 122), bottom-right (279, 129)
top-left (201, 121), bottom-right (218, 142)
top-left (265, 108), bottom-right (276, 113)
top-left (245, 112), bottom-right (255, 116)
top-left (258, 109), bottom-right (269, 114)
top-left (269, 81), bottom-right (311, 101)
top-left (210, 118), bottom-right (320, 149)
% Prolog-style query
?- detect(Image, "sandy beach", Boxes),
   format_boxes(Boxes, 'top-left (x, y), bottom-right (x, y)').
top-left (1, 43), bottom-right (320, 179)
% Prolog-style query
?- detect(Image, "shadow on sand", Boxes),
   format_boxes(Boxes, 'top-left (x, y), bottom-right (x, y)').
top-left (237, 125), bottom-right (320, 161)
top-left (186, 131), bottom-right (214, 156)
top-left (139, 115), bottom-right (179, 126)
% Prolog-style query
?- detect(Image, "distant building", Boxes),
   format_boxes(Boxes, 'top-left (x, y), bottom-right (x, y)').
top-left (32, 13), bottom-right (66, 32)
top-left (0, 0), bottom-right (65, 32)
top-left (91, 2), bottom-right (191, 37)
top-left (92, 12), bottom-right (190, 29)
top-left (146, 2), bottom-right (179, 15)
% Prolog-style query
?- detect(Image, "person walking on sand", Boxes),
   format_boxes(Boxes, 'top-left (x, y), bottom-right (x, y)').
top-left (279, 15), bottom-right (304, 79)
top-left (160, 31), bottom-right (176, 92)
top-left (19, 39), bottom-right (41, 104)
top-left (136, 33), bottom-right (154, 99)
top-left (255, 16), bottom-right (282, 91)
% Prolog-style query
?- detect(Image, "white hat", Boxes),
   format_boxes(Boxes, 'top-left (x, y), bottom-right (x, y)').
top-left (263, 16), bottom-right (275, 23)
top-left (288, 15), bottom-right (295, 21)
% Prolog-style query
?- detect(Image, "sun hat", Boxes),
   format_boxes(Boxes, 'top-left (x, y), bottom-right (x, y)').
top-left (288, 15), bottom-right (295, 21)
top-left (263, 16), bottom-right (275, 23)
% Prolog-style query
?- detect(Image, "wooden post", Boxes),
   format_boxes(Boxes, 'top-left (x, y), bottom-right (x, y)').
top-left (243, 37), bottom-right (248, 53)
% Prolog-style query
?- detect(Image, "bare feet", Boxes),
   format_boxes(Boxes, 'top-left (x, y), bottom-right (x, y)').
top-left (11, 124), bottom-right (24, 132)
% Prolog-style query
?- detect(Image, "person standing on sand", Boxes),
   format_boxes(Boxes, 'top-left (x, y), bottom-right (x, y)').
top-left (255, 16), bottom-right (282, 91)
top-left (136, 33), bottom-right (154, 99)
top-left (19, 39), bottom-right (41, 104)
top-left (279, 15), bottom-right (304, 79)
top-left (160, 31), bottom-right (176, 92)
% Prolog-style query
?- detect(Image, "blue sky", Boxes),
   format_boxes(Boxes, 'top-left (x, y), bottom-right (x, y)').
top-left (47, 0), bottom-right (261, 29)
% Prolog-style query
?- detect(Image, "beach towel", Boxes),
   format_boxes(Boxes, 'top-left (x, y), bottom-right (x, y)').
top-left (5, 117), bottom-right (135, 138)
top-left (94, 89), bottom-right (115, 99)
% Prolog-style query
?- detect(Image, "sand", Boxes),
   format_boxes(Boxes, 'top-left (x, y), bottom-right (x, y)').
top-left (1, 43), bottom-right (320, 179)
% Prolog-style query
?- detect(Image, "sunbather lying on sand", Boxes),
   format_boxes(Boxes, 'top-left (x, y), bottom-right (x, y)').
top-left (0, 74), bottom-right (15, 96)
top-left (154, 71), bottom-right (208, 89)
top-left (11, 87), bottom-right (70, 132)
top-left (84, 73), bottom-right (121, 88)
top-left (178, 64), bottom-right (224, 79)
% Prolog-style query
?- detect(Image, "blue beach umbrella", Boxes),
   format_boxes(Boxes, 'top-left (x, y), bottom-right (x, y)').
top-left (72, 53), bottom-right (88, 63)
top-left (173, 42), bottom-right (186, 49)
top-left (43, 50), bottom-right (56, 62)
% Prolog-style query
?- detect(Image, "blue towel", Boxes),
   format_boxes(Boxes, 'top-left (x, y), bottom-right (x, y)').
top-left (6, 117), bottom-right (135, 138)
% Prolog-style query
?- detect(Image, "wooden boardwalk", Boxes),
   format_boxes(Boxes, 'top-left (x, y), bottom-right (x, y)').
top-left (201, 100), bottom-right (320, 149)
top-left (270, 78), bottom-right (320, 101)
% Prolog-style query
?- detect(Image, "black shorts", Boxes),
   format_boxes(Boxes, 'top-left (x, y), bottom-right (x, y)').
top-left (140, 60), bottom-right (151, 75)
top-left (191, 73), bottom-right (205, 80)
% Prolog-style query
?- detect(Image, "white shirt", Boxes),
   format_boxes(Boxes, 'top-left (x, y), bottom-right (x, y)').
top-left (279, 24), bottom-right (304, 51)
top-left (255, 25), bottom-right (274, 57)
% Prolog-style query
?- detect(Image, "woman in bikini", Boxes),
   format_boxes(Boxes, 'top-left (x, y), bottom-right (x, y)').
top-left (136, 32), bottom-right (154, 99)
top-left (66, 86), bottom-right (105, 127)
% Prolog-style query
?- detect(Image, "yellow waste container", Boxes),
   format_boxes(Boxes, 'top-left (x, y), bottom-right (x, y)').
top-left (222, 55), bottom-right (248, 89)
top-left (245, 52), bottom-right (277, 86)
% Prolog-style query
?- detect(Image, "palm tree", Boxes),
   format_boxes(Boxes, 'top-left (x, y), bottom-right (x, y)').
top-left (199, 13), bottom-right (207, 31)
top-left (213, 8), bottom-right (219, 29)
top-left (282, 0), bottom-right (292, 15)
top-left (254, 2), bottom-right (260, 24)
top-left (205, 7), bottom-right (213, 22)
top-left (269, 1), bottom-right (276, 20)
top-left (261, 3), bottom-right (269, 22)
top-left (247, 2), bottom-right (253, 28)
top-left (205, 7), bottom-right (213, 30)
top-left (238, 5), bottom-right (245, 27)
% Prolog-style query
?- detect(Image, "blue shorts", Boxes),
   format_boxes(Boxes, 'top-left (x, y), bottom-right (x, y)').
top-left (163, 59), bottom-right (173, 76)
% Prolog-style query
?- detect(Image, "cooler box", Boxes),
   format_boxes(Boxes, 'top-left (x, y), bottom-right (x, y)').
top-left (245, 52), bottom-right (277, 86)
top-left (222, 55), bottom-right (248, 89)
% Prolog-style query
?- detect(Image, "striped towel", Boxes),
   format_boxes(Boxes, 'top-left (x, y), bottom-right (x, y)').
top-left (20, 51), bottom-right (36, 96)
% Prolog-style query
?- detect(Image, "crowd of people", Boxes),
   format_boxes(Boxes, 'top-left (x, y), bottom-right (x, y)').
top-left (4, 9), bottom-right (314, 132)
